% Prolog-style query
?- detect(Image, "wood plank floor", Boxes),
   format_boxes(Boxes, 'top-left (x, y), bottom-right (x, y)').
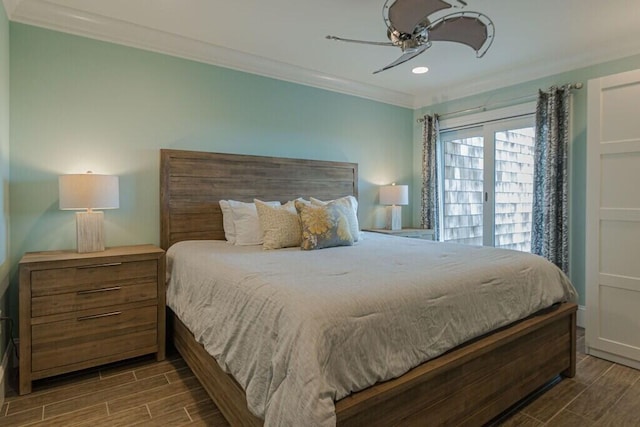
top-left (2, 328), bottom-right (639, 426)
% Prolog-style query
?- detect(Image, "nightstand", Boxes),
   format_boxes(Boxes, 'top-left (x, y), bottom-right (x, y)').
top-left (364, 228), bottom-right (435, 240)
top-left (18, 244), bottom-right (165, 395)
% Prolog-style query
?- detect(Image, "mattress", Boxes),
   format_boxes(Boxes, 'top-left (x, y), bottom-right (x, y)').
top-left (166, 233), bottom-right (577, 426)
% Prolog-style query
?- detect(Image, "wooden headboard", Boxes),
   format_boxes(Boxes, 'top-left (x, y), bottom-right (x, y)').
top-left (160, 149), bottom-right (359, 250)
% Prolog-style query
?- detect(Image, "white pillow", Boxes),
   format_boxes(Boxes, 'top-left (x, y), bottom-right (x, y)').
top-left (220, 200), bottom-right (281, 245)
top-left (255, 199), bottom-right (302, 249)
top-left (219, 200), bottom-right (236, 243)
top-left (310, 196), bottom-right (360, 242)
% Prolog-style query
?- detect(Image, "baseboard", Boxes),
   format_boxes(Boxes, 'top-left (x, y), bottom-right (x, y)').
top-left (588, 347), bottom-right (640, 371)
top-left (577, 305), bottom-right (585, 329)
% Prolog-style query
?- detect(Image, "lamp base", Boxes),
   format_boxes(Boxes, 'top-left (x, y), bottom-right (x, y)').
top-left (386, 205), bottom-right (402, 231)
top-left (76, 211), bottom-right (105, 253)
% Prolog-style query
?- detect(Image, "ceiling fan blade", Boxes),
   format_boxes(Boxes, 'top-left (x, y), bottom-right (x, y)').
top-left (428, 13), bottom-right (494, 56)
top-left (373, 43), bottom-right (430, 74)
top-left (326, 35), bottom-right (395, 47)
top-left (387, 0), bottom-right (451, 34)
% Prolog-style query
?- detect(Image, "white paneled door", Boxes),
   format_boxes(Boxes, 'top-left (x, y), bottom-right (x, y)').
top-left (586, 69), bottom-right (640, 369)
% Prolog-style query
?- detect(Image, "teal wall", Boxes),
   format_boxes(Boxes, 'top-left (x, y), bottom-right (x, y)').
top-left (413, 53), bottom-right (640, 306)
top-left (8, 23), bottom-right (413, 313)
top-left (0, 1), bottom-right (10, 367)
top-left (9, 18), bottom-right (640, 319)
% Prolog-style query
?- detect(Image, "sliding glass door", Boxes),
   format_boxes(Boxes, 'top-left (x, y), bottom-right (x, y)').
top-left (441, 130), bottom-right (485, 245)
top-left (440, 117), bottom-right (535, 251)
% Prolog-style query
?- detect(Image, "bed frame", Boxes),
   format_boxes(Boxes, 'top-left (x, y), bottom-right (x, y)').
top-left (160, 148), bottom-right (577, 426)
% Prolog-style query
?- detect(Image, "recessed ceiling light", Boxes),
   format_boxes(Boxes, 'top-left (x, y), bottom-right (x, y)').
top-left (412, 66), bottom-right (429, 75)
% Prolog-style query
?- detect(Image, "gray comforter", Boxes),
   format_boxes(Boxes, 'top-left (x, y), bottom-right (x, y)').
top-left (166, 233), bottom-right (577, 426)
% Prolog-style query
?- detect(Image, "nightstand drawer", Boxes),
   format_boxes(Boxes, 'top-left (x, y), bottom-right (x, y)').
top-left (31, 281), bottom-right (158, 317)
top-left (31, 304), bottom-right (158, 373)
top-left (30, 260), bottom-right (158, 297)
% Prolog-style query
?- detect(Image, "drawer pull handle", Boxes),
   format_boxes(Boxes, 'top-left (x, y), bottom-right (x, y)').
top-left (77, 286), bottom-right (122, 295)
top-left (77, 311), bottom-right (122, 321)
top-left (77, 262), bottom-right (123, 269)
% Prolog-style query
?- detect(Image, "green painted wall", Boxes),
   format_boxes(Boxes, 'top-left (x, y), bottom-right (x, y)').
top-left (413, 53), bottom-right (640, 306)
top-left (0, 0), bottom-right (10, 370)
top-left (9, 18), bottom-right (640, 322)
top-left (8, 23), bottom-right (413, 314)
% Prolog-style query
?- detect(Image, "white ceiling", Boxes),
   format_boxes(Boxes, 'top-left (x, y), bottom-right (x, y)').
top-left (4, 0), bottom-right (640, 108)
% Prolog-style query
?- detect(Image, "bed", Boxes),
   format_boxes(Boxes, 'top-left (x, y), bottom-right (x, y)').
top-left (160, 148), bottom-right (578, 426)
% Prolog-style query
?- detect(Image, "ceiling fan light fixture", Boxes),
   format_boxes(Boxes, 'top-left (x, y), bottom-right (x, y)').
top-left (412, 66), bottom-right (429, 74)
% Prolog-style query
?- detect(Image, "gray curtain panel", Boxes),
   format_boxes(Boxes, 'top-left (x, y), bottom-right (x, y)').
top-left (532, 85), bottom-right (571, 273)
top-left (421, 114), bottom-right (440, 240)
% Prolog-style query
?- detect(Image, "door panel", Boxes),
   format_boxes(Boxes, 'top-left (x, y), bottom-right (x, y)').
top-left (600, 152), bottom-right (640, 208)
top-left (494, 127), bottom-right (535, 251)
top-left (442, 132), bottom-right (484, 245)
top-left (586, 69), bottom-right (640, 369)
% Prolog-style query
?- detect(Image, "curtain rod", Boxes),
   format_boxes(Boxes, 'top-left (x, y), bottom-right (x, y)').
top-left (417, 82), bottom-right (583, 123)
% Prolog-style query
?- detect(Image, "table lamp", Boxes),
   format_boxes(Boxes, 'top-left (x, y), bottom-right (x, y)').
top-left (59, 172), bottom-right (119, 253)
top-left (380, 183), bottom-right (408, 231)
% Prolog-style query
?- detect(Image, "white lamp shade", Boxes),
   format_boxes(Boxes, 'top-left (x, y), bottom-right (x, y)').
top-left (380, 184), bottom-right (409, 206)
top-left (59, 173), bottom-right (119, 210)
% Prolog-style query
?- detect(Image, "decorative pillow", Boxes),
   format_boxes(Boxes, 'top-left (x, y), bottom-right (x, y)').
top-left (295, 200), bottom-right (354, 250)
top-left (255, 199), bottom-right (302, 250)
top-left (294, 198), bottom-right (311, 208)
top-left (219, 200), bottom-right (236, 243)
top-left (310, 196), bottom-right (360, 242)
top-left (223, 200), bottom-right (280, 245)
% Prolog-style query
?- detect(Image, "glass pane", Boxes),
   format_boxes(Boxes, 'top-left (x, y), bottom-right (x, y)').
top-left (494, 127), bottom-right (535, 252)
top-left (442, 135), bottom-right (484, 245)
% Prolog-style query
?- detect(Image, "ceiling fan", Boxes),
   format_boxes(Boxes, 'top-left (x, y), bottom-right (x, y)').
top-left (326, 0), bottom-right (495, 74)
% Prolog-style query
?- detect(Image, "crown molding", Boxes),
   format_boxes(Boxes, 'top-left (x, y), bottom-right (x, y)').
top-left (2, 0), bottom-right (21, 18)
top-left (10, 1), bottom-right (640, 111)
top-left (414, 41), bottom-right (640, 108)
top-left (8, 0), bottom-right (415, 108)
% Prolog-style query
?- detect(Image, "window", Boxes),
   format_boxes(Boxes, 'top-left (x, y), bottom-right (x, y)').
top-left (438, 105), bottom-right (535, 251)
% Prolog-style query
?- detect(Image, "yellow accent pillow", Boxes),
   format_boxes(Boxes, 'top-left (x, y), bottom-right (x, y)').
top-left (255, 199), bottom-right (302, 249)
top-left (310, 196), bottom-right (360, 242)
top-left (295, 200), bottom-right (354, 250)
